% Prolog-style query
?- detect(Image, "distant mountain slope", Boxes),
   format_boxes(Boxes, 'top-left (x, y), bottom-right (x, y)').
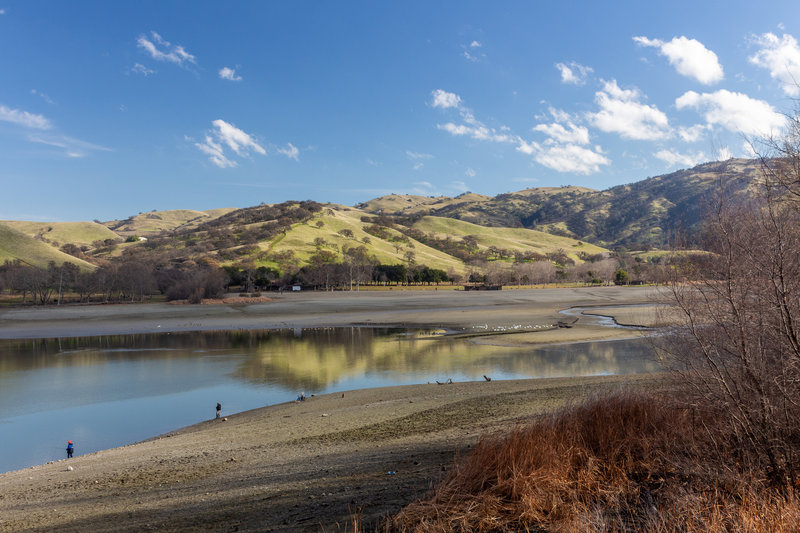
top-left (86, 201), bottom-right (604, 275)
top-left (104, 208), bottom-right (236, 236)
top-left (411, 216), bottom-right (606, 262)
top-left (0, 223), bottom-right (95, 270)
top-left (1, 220), bottom-right (119, 247)
top-left (361, 159), bottom-right (760, 247)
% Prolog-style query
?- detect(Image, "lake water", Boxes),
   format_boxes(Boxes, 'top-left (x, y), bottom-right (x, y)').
top-left (0, 327), bottom-right (659, 473)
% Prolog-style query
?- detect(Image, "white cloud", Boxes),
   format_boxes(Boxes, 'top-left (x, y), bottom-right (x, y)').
top-left (465, 168), bottom-right (476, 177)
top-left (196, 135), bottom-right (235, 168)
top-left (742, 141), bottom-right (759, 158)
top-left (130, 63), bottom-right (156, 76)
top-left (749, 33), bottom-right (800, 96)
top-left (533, 108), bottom-right (590, 145)
top-left (634, 36), bottom-right (723, 85)
top-left (470, 41), bottom-right (482, 48)
top-left (555, 61), bottom-right (593, 85)
top-left (0, 105), bottom-right (52, 130)
top-left (654, 149), bottom-right (707, 168)
top-left (437, 122), bottom-right (514, 143)
top-left (413, 162), bottom-right (424, 171)
top-left (30, 89), bottom-right (54, 105)
top-left (677, 124), bottom-right (708, 142)
top-left (0, 9), bottom-right (5, 14)
top-left (219, 67), bottom-right (242, 81)
top-left (194, 119), bottom-right (265, 168)
top-left (137, 31), bottom-right (195, 66)
top-left (406, 150), bottom-right (433, 160)
top-left (431, 89), bottom-right (461, 109)
top-left (28, 133), bottom-right (112, 158)
top-left (588, 79), bottom-right (670, 140)
top-left (675, 89), bottom-right (785, 136)
top-left (213, 119), bottom-right (265, 156)
top-left (525, 143), bottom-right (611, 174)
top-left (716, 146), bottom-right (733, 161)
top-left (277, 142), bottom-right (299, 161)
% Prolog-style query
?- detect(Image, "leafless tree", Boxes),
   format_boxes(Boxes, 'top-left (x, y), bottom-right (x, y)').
top-left (661, 140), bottom-right (800, 489)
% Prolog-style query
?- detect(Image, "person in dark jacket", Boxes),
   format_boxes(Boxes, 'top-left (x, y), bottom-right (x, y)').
top-left (66, 440), bottom-right (74, 458)
top-left (216, 402), bottom-right (222, 419)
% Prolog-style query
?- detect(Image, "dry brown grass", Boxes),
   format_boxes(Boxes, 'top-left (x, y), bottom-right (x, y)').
top-left (380, 392), bottom-right (800, 532)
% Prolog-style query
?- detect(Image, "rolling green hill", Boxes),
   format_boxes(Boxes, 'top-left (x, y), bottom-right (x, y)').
top-left (104, 208), bottom-right (236, 236)
top-left (412, 216), bottom-right (606, 262)
top-left (2, 158), bottom-right (767, 275)
top-left (0, 223), bottom-right (95, 270)
top-left (266, 206), bottom-right (471, 274)
top-left (1, 220), bottom-right (119, 247)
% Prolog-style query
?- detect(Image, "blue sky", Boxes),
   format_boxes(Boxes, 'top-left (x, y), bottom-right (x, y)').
top-left (2, 1), bottom-right (800, 221)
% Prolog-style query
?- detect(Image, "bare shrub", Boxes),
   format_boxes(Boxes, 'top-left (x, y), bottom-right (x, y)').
top-left (384, 392), bottom-right (800, 532)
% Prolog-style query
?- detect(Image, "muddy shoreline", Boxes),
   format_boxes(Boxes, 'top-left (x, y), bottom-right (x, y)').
top-left (0, 287), bottom-right (667, 532)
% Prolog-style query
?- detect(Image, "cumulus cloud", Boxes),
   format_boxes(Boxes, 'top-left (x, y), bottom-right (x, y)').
top-left (654, 148), bottom-right (707, 168)
top-left (437, 121), bottom-right (515, 143)
top-left (717, 146), bottom-right (733, 161)
top-left (588, 79), bottom-right (670, 140)
top-left (433, 91), bottom-right (515, 144)
top-left (137, 31), bottom-right (195, 66)
top-left (533, 108), bottom-right (590, 145)
top-left (277, 142), bottom-right (299, 161)
top-left (675, 89), bottom-right (785, 136)
top-left (431, 89), bottom-right (461, 109)
top-left (634, 36), bottom-right (723, 85)
top-left (749, 33), bottom-right (800, 96)
top-left (219, 67), bottom-right (242, 81)
top-left (518, 142), bottom-right (611, 174)
top-left (195, 136), bottom-right (234, 168)
top-left (0, 104), bottom-right (52, 129)
top-left (194, 119), bottom-right (265, 168)
top-left (677, 124), bottom-right (708, 143)
top-left (130, 63), bottom-right (156, 76)
top-left (555, 61), bottom-right (593, 85)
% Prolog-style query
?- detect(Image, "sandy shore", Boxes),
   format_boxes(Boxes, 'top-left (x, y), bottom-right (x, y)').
top-left (0, 287), bottom-right (668, 531)
top-left (0, 285), bottom-right (662, 340)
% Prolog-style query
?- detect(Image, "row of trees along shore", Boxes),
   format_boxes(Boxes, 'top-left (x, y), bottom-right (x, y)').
top-left (0, 246), bottom-right (686, 304)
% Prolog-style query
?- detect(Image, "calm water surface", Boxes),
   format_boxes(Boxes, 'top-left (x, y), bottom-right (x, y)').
top-left (0, 328), bottom-right (659, 473)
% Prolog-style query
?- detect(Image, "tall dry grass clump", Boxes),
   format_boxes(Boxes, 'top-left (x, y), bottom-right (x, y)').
top-left (384, 391), bottom-right (800, 532)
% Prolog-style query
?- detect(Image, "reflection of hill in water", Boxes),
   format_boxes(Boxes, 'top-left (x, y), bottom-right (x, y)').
top-left (230, 330), bottom-right (661, 389)
top-left (0, 329), bottom-right (661, 391)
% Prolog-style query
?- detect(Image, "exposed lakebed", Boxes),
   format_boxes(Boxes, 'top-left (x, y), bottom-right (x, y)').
top-left (0, 326), bottom-right (660, 473)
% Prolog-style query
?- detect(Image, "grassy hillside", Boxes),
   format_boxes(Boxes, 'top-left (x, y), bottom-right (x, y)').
top-left (412, 216), bottom-right (606, 261)
top-left (356, 192), bottom-right (492, 216)
top-left (1, 220), bottom-right (119, 247)
top-left (0, 223), bottom-right (95, 270)
top-left (266, 206), bottom-right (468, 273)
top-left (360, 159), bottom-right (762, 247)
top-left (105, 208), bottom-right (236, 235)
